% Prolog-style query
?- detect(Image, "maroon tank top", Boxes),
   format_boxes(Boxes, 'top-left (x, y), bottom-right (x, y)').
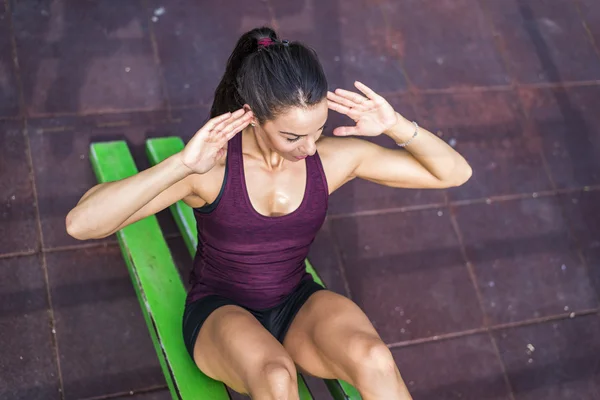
top-left (186, 132), bottom-right (329, 309)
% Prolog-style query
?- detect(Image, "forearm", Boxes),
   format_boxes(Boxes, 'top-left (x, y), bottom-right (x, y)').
top-left (384, 113), bottom-right (472, 184)
top-left (66, 153), bottom-right (190, 238)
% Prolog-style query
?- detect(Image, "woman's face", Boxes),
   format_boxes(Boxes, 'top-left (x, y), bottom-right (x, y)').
top-left (255, 100), bottom-right (329, 162)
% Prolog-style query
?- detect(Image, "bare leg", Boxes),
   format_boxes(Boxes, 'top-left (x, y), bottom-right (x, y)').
top-left (193, 305), bottom-right (299, 399)
top-left (283, 290), bottom-right (413, 400)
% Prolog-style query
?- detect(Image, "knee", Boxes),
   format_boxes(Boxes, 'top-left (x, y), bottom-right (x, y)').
top-left (250, 357), bottom-right (298, 399)
top-left (348, 335), bottom-right (397, 380)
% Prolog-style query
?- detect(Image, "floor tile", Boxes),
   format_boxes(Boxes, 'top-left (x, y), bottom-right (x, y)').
top-left (414, 90), bottom-right (551, 201)
top-left (455, 197), bottom-right (598, 325)
top-left (12, 0), bottom-right (165, 115)
top-left (485, 0), bottom-right (600, 84)
top-left (493, 314), bottom-right (600, 400)
top-left (560, 189), bottom-right (600, 299)
top-left (274, 0), bottom-right (408, 94)
top-left (579, 0), bottom-right (600, 52)
top-left (307, 220), bottom-right (349, 296)
top-left (379, 0), bottom-right (509, 89)
top-left (46, 245), bottom-right (164, 399)
top-left (0, 120), bottom-right (39, 254)
top-left (0, 2), bottom-right (20, 118)
top-left (519, 86), bottom-right (600, 189)
top-left (393, 333), bottom-right (511, 400)
top-left (328, 94), bottom-right (446, 215)
top-left (28, 121), bottom-right (179, 249)
top-left (0, 255), bottom-right (61, 400)
top-left (331, 208), bottom-right (483, 344)
top-left (113, 389), bottom-right (171, 400)
top-left (146, 0), bottom-right (272, 107)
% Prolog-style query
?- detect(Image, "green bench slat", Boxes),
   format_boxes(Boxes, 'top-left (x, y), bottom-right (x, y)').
top-left (146, 137), bottom-right (362, 400)
top-left (90, 141), bottom-right (229, 400)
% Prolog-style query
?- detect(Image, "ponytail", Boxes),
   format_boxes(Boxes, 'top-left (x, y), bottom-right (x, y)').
top-left (209, 26), bottom-right (327, 123)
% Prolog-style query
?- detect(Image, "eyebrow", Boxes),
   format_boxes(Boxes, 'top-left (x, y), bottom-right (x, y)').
top-left (279, 124), bottom-right (327, 137)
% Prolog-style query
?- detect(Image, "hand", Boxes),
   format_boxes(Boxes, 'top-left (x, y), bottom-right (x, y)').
top-left (180, 108), bottom-right (252, 174)
top-left (327, 81), bottom-right (400, 137)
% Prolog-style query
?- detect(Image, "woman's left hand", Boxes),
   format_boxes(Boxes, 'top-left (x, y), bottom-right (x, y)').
top-left (327, 81), bottom-right (401, 137)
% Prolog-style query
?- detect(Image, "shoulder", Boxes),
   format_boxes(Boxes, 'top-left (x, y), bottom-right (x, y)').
top-left (185, 156), bottom-right (228, 208)
top-left (316, 136), bottom-right (379, 193)
top-left (317, 135), bottom-right (380, 165)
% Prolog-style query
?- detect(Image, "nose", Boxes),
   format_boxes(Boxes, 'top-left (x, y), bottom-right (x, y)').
top-left (304, 138), bottom-right (317, 156)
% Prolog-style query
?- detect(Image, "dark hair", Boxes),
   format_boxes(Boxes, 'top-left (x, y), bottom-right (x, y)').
top-left (210, 27), bottom-right (328, 124)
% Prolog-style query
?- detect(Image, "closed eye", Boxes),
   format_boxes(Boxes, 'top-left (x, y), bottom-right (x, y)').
top-left (282, 125), bottom-right (327, 143)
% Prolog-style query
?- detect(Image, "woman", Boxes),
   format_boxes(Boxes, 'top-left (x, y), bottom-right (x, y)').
top-left (66, 27), bottom-right (471, 400)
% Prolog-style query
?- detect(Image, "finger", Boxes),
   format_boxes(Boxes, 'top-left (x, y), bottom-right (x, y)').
top-left (354, 81), bottom-right (381, 101)
top-left (327, 91), bottom-right (366, 110)
top-left (221, 112), bottom-right (253, 137)
top-left (327, 99), bottom-right (362, 120)
top-left (334, 87), bottom-right (368, 105)
top-left (333, 126), bottom-right (360, 136)
top-left (206, 112), bottom-right (233, 130)
top-left (212, 109), bottom-right (249, 133)
top-left (224, 119), bottom-right (250, 140)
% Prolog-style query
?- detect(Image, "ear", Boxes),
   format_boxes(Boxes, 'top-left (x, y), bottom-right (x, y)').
top-left (243, 103), bottom-right (258, 126)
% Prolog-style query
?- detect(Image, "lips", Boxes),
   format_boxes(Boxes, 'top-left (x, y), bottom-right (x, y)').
top-left (294, 155), bottom-right (307, 160)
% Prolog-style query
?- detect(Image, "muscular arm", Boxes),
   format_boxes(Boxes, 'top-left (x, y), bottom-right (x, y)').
top-left (66, 153), bottom-right (203, 240)
top-left (320, 117), bottom-right (472, 190)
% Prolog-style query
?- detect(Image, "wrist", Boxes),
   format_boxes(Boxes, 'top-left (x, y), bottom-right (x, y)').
top-left (384, 113), bottom-right (416, 143)
top-left (171, 152), bottom-right (195, 178)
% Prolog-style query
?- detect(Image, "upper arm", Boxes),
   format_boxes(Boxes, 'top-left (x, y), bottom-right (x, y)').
top-left (323, 136), bottom-right (451, 190)
top-left (105, 174), bottom-right (204, 237)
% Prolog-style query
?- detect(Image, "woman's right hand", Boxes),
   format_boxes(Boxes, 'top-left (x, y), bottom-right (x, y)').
top-left (180, 108), bottom-right (253, 174)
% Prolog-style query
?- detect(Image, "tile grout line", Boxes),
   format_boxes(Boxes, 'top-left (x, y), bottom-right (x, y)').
top-left (76, 384), bottom-right (169, 400)
top-left (450, 211), bottom-right (517, 400)
top-left (387, 307), bottom-right (599, 349)
top-left (572, 0), bottom-right (600, 62)
top-left (41, 231), bottom-right (182, 254)
top-left (326, 184), bottom-right (600, 221)
top-left (446, 198), bottom-right (492, 328)
top-left (19, 79), bottom-right (600, 133)
top-left (375, 0), bottom-right (415, 92)
top-left (4, 0), bottom-right (66, 398)
top-left (141, 0), bottom-right (173, 122)
top-left (0, 249), bottom-right (37, 260)
top-left (324, 217), bottom-right (354, 300)
top-left (456, 3), bottom-right (517, 398)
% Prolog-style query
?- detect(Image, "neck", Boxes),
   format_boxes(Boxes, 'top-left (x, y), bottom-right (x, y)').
top-left (242, 126), bottom-right (286, 170)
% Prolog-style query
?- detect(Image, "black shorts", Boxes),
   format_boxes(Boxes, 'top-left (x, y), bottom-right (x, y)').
top-left (182, 279), bottom-right (325, 361)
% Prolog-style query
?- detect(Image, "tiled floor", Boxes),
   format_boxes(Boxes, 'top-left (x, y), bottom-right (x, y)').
top-left (1, 0), bottom-right (599, 399)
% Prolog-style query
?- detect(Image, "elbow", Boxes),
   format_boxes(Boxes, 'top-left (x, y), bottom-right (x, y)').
top-left (451, 164), bottom-right (473, 187)
top-left (65, 211), bottom-right (84, 240)
top-left (65, 209), bottom-right (94, 241)
top-left (440, 164), bottom-right (472, 188)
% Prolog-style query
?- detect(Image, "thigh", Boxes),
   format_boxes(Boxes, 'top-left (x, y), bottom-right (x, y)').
top-left (194, 304), bottom-right (297, 395)
top-left (283, 290), bottom-right (382, 380)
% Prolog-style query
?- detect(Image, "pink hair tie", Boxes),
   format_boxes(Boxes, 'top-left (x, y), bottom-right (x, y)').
top-left (257, 38), bottom-right (273, 47)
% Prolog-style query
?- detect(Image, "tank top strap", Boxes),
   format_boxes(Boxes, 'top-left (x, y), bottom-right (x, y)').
top-left (225, 132), bottom-right (244, 191)
top-left (305, 150), bottom-right (329, 203)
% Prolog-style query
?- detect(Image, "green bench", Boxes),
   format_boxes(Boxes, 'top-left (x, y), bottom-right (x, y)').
top-left (90, 137), bottom-right (361, 399)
